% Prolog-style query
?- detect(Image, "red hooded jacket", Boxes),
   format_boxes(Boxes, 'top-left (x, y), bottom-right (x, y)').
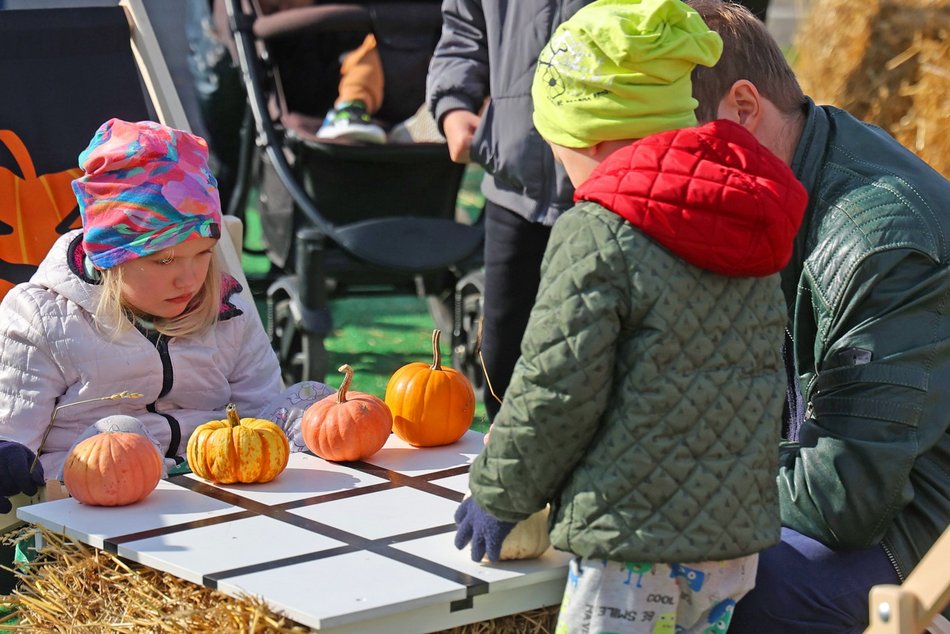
top-left (574, 119), bottom-right (807, 277)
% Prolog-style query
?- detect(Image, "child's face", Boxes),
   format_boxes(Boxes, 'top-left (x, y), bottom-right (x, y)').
top-left (116, 237), bottom-right (218, 319)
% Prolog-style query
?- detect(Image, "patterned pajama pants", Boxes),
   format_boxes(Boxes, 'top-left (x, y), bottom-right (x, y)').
top-left (555, 554), bottom-right (758, 634)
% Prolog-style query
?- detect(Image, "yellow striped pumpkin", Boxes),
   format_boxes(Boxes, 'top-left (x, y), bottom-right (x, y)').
top-left (187, 403), bottom-right (290, 484)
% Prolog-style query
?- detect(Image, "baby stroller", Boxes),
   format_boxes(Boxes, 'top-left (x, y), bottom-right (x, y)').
top-left (221, 0), bottom-right (485, 384)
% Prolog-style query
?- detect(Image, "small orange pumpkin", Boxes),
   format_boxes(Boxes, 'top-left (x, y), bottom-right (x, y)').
top-left (385, 329), bottom-right (475, 447)
top-left (63, 431), bottom-right (163, 506)
top-left (187, 403), bottom-right (290, 484)
top-left (301, 364), bottom-right (392, 461)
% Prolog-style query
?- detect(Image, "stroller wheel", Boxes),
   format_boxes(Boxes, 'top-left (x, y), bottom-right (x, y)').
top-left (419, 270), bottom-right (460, 337)
top-left (452, 271), bottom-right (485, 398)
top-left (426, 290), bottom-right (456, 337)
top-left (272, 297), bottom-right (329, 384)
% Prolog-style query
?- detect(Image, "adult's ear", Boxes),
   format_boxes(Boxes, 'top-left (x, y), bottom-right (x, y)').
top-left (716, 80), bottom-right (764, 131)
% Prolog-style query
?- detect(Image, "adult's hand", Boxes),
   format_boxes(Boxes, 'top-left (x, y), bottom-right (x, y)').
top-left (454, 496), bottom-right (515, 563)
top-left (0, 440), bottom-right (45, 514)
top-left (441, 109), bottom-right (481, 164)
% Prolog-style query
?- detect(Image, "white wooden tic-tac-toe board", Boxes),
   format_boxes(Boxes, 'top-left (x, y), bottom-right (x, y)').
top-left (18, 430), bottom-right (572, 633)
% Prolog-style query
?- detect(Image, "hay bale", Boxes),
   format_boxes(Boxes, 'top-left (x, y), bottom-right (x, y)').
top-left (438, 606), bottom-right (559, 634)
top-left (1, 528), bottom-right (309, 633)
top-left (793, 0), bottom-right (950, 175)
top-left (2, 527), bottom-right (558, 633)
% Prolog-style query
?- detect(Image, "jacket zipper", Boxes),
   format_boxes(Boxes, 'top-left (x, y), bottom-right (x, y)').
top-left (881, 539), bottom-right (905, 582)
top-left (142, 329), bottom-right (182, 459)
top-left (803, 371), bottom-right (818, 421)
top-left (784, 327), bottom-right (812, 433)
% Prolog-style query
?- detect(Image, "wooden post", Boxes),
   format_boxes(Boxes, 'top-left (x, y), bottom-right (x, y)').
top-left (865, 528), bottom-right (950, 634)
top-left (119, 0), bottom-right (191, 131)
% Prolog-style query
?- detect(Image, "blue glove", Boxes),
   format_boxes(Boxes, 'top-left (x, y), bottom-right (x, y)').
top-left (0, 440), bottom-right (45, 514)
top-left (454, 496), bottom-right (515, 563)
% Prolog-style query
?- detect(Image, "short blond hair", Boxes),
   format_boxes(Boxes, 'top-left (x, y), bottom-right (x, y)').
top-left (95, 252), bottom-right (222, 339)
top-left (687, 0), bottom-right (805, 123)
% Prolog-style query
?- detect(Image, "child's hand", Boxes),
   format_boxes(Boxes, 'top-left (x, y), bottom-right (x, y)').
top-left (0, 440), bottom-right (45, 514)
top-left (483, 422), bottom-right (493, 445)
top-left (454, 496), bottom-right (515, 563)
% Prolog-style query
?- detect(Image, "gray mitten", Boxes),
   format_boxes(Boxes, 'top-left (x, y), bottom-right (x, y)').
top-left (257, 381), bottom-right (335, 452)
top-left (69, 415), bottom-right (169, 477)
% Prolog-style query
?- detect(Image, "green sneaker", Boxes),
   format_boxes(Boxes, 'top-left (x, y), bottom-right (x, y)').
top-left (316, 100), bottom-right (386, 143)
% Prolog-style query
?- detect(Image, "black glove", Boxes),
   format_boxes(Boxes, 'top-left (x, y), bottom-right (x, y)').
top-left (0, 440), bottom-right (45, 514)
top-left (454, 496), bottom-right (515, 563)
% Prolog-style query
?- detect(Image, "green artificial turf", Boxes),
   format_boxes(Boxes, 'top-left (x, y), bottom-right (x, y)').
top-left (240, 165), bottom-right (490, 432)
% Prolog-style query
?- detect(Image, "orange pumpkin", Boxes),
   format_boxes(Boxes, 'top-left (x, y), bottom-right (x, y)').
top-left (385, 329), bottom-right (475, 447)
top-left (301, 364), bottom-right (393, 461)
top-left (187, 403), bottom-right (290, 484)
top-left (0, 130), bottom-right (83, 301)
top-left (63, 431), bottom-right (163, 506)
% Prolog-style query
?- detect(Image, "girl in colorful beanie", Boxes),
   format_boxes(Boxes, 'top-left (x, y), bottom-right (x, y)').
top-left (0, 119), bottom-right (331, 501)
top-left (453, 0), bottom-right (808, 632)
top-left (73, 118), bottom-right (226, 337)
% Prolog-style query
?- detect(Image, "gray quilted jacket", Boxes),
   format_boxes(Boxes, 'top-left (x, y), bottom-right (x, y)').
top-left (426, 0), bottom-right (593, 224)
top-left (469, 121), bottom-right (808, 562)
top-left (0, 230), bottom-right (282, 479)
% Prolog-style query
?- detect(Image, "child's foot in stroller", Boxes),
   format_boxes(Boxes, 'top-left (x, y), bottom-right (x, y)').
top-left (316, 100), bottom-right (386, 143)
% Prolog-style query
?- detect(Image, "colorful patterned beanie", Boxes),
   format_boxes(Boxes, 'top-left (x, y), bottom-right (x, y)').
top-left (532, 0), bottom-right (723, 148)
top-left (72, 118), bottom-right (222, 270)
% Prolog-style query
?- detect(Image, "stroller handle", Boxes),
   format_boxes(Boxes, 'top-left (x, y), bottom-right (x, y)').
top-left (252, 3), bottom-right (444, 41)
top-left (253, 5), bottom-right (371, 41)
top-left (226, 0), bottom-right (336, 237)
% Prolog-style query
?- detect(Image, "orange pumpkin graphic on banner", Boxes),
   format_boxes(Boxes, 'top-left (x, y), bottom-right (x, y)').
top-left (0, 130), bottom-right (83, 301)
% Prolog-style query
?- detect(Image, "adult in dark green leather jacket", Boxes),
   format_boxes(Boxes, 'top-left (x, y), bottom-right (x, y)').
top-left (688, 1), bottom-right (950, 631)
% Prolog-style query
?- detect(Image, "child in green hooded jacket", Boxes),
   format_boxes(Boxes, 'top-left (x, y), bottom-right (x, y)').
top-left (453, 1), bottom-right (807, 632)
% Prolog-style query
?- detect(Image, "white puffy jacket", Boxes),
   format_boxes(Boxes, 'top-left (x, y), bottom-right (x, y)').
top-left (0, 230), bottom-right (282, 479)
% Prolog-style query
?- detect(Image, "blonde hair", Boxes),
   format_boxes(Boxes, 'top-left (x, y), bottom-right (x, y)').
top-left (95, 252), bottom-right (223, 339)
top-left (687, 0), bottom-right (805, 123)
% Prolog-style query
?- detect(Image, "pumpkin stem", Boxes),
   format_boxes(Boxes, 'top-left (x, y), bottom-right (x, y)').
top-left (225, 403), bottom-right (241, 427)
top-left (337, 364), bottom-right (354, 403)
top-left (0, 130), bottom-right (37, 180)
top-left (430, 329), bottom-right (443, 371)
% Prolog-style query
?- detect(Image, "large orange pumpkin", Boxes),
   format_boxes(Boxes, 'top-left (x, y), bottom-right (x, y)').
top-left (63, 431), bottom-right (163, 506)
top-left (385, 329), bottom-right (475, 447)
top-left (0, 130), bottom-right (83, 301)
top-left (187, 403), bottom-right (290, 484)
top-left (301, 364), bottom-right (392, 462)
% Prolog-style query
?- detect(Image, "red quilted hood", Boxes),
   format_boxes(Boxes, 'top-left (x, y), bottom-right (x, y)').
top-left (574, 120), bottom-right (807, 277)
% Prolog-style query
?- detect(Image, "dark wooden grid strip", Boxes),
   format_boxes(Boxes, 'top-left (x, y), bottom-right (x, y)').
top-left (101, 460), bottom-right (489, 602)
top-left (274, 463), bottom-right (470, 512)
top-left (102, 509), bottom-right (257, 553)
top-left (202, 523), bottom-right (460, 586)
